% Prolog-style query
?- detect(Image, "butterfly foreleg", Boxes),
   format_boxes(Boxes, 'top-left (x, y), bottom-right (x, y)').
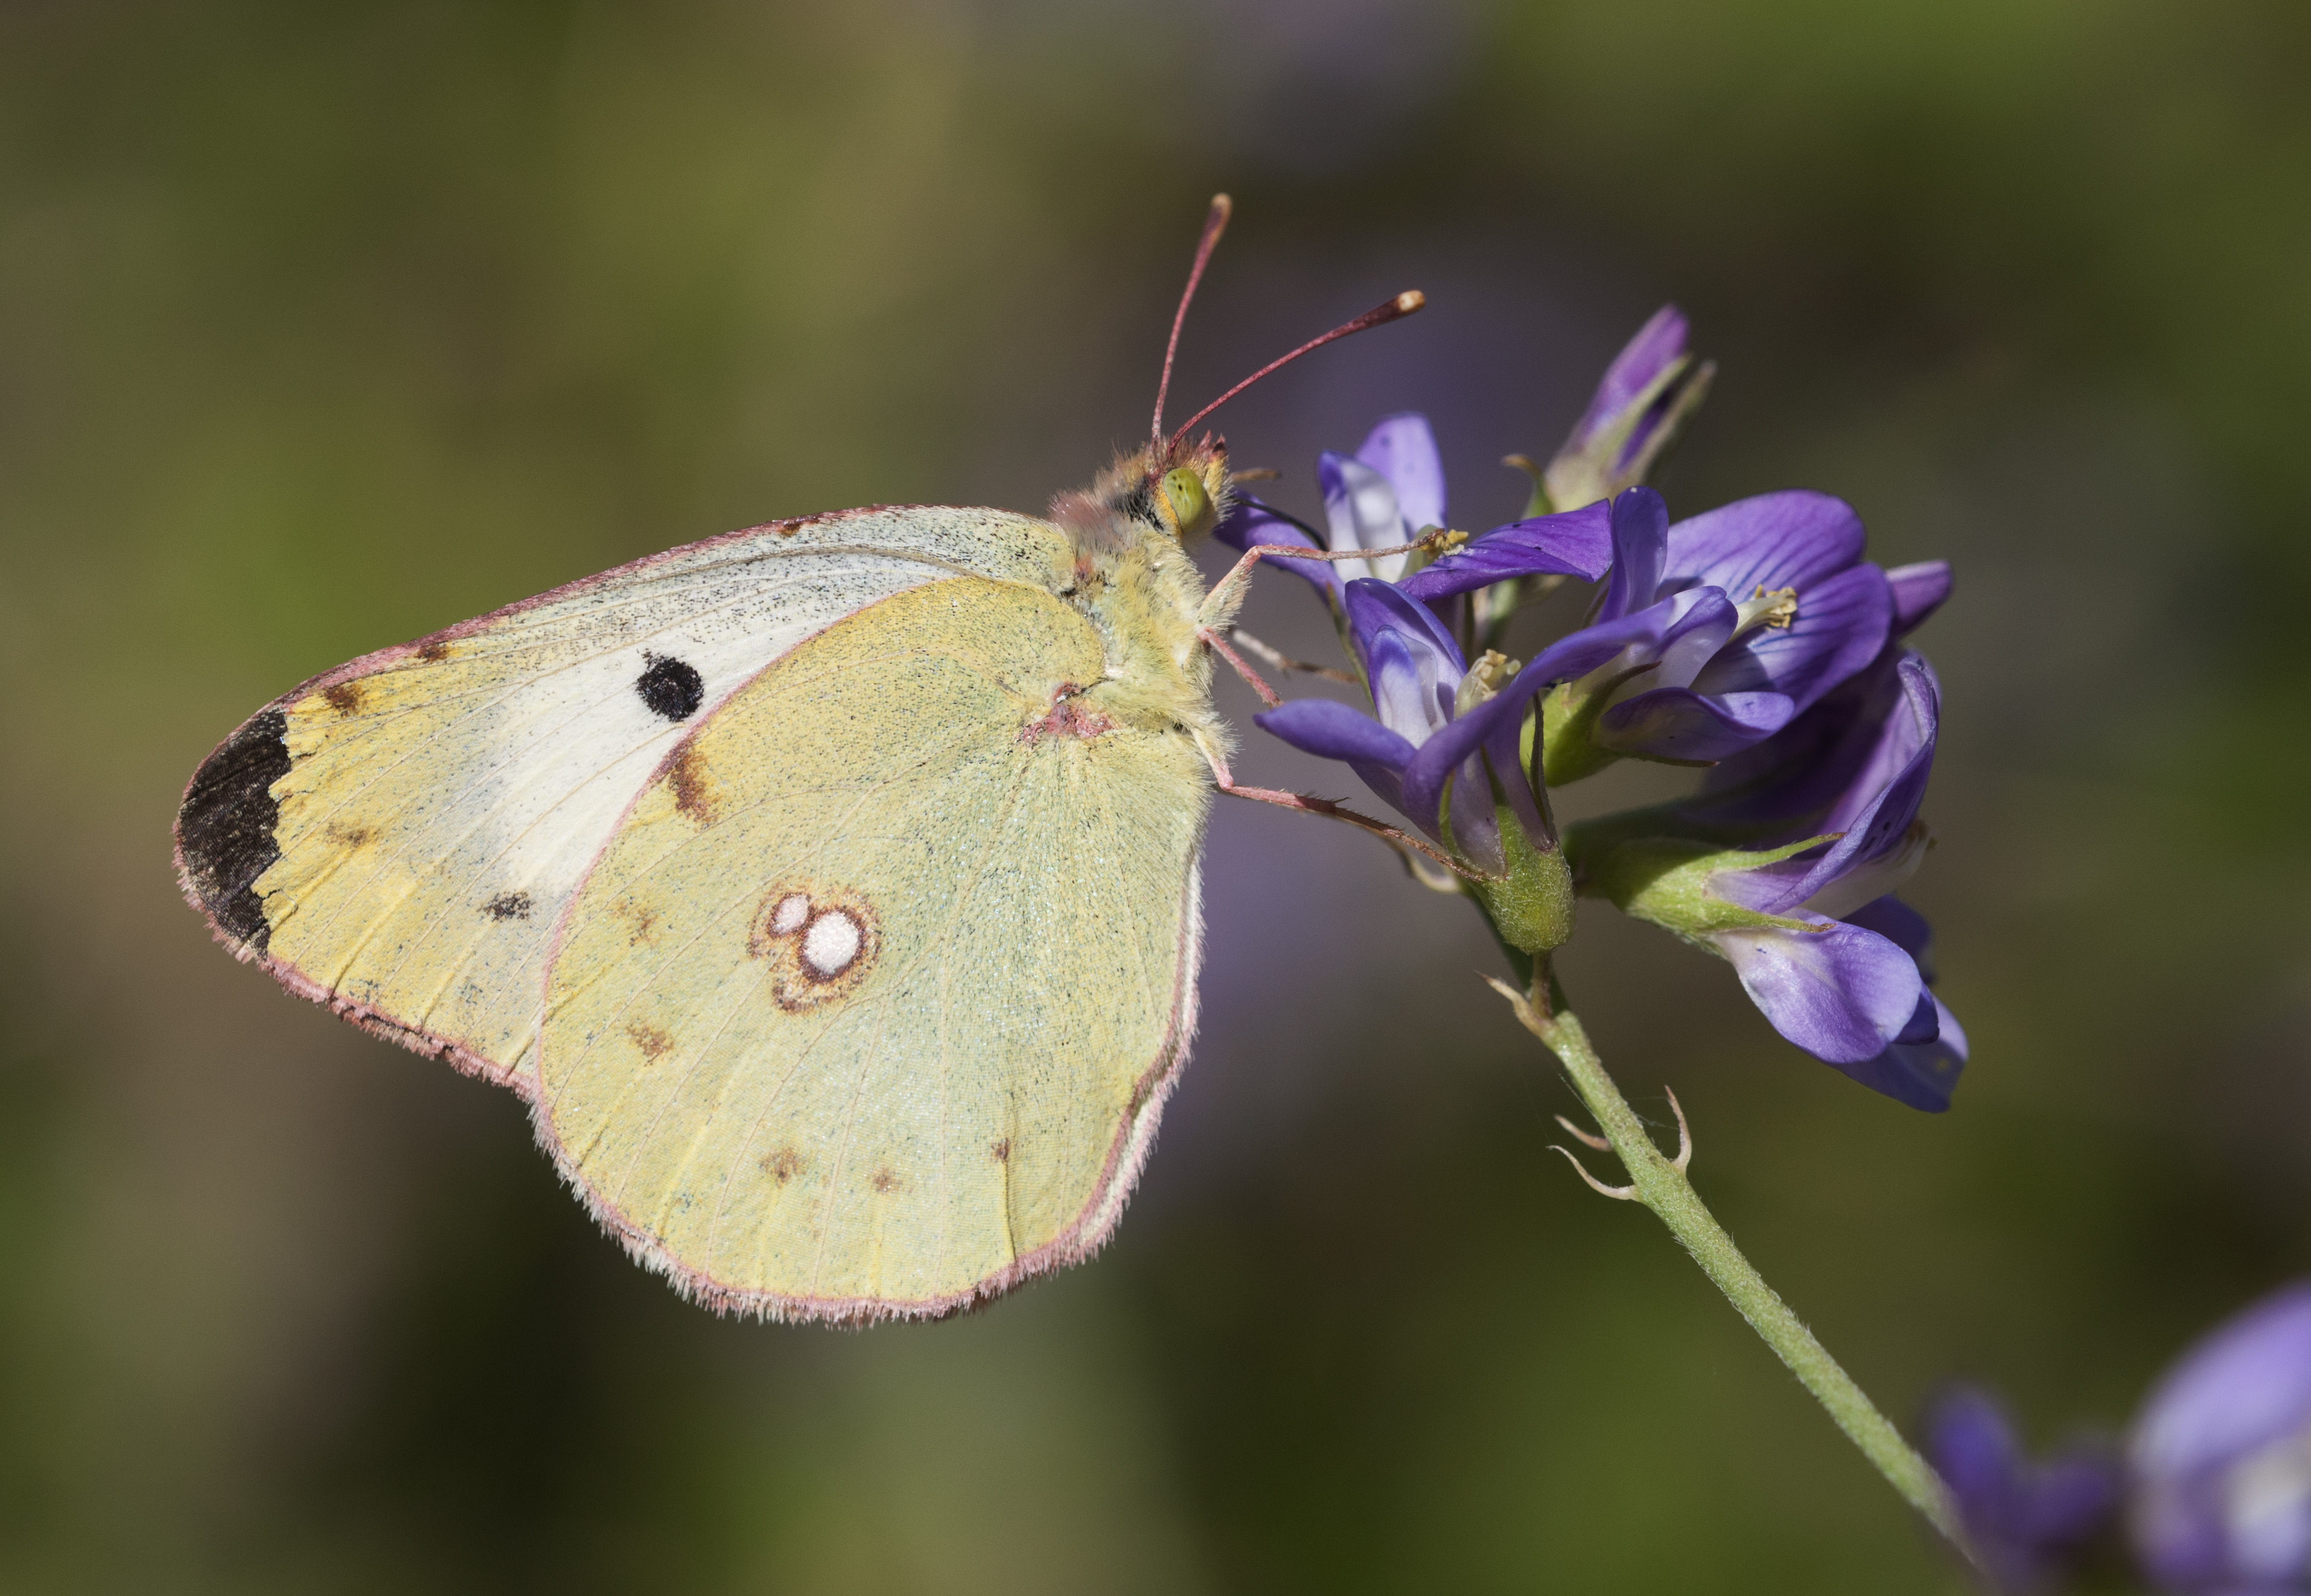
top-left (1188, 728), bottom-right (1479, 880)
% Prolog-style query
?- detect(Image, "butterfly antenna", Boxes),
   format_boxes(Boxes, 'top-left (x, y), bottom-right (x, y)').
top-left (1151, 193), bottom-right (1234, 457)
top-left (1168, 290), bottom-right (1427, 451)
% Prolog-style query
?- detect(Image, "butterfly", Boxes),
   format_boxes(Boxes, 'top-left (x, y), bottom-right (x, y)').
top-left (173, 196), bottom-right (1436, 1323)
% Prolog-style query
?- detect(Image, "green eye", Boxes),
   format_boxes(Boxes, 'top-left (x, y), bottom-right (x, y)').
top-left (1160, 468), bottom-right (1212, 534)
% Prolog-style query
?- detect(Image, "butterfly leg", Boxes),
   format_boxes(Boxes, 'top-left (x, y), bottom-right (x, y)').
top-left (1195, 534), bottom-right (1452, 634)
top-left (1196, 626), bottom-right (1281, 708)
top-left (1190, 730), bottom-right (1477, 879)
top-left (1225, 627), bottom-right (1357, 686)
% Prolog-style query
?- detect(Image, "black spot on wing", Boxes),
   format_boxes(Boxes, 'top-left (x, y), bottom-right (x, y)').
top-left (482, 891), bottom-right (532, 921)
top-left (177, 708), bottom-right (290, 952)
top-left (636, 655), bottom-right (704, 721)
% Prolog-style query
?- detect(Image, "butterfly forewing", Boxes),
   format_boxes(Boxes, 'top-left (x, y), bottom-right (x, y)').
top-left (176, 507), bottom-right (1077, 1089)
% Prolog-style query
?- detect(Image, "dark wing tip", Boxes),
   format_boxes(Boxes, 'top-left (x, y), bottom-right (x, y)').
top-left (175, 707), bottom-right (290, 953)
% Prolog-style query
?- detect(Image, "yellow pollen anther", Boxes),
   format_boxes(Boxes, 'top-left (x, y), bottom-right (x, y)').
top-left (1454, 648), bottom-right (1522, 716)
top-left (1747, 584), bottom-right (1799, 631)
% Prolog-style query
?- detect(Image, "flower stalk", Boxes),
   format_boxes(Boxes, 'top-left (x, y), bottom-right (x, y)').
top-left (1490, 964), bottom-right (1980, 1570)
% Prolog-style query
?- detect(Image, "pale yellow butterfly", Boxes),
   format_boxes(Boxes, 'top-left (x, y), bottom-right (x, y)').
top-left (174, 197), bottom-right (1433, 1323)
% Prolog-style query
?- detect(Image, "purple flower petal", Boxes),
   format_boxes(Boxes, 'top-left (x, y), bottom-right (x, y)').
top-left (1722, 654), bottom-right (1939, 914)
top-left (1832, 993), bottom-right (1965, 1112)
top-left (2131, 1281), bottom-right (2311, 1594)
top-left (1344, 577), bottom-right (1464, 680)
top-left (1887, 560), bottom-right (1952, 635)
top-left (1598, 487), bottom-right (1670, 622)
top-left (1690, 561), bottom-right (1893, 716)
top-left (1679, 649), bottom-right (1939, 894)
top-left (1595, 685), bottom-right (1796, 763)
top-left (1844, 894), bottom-right (1935, 979)
top-left (2134, 1282), bottom-right (2311, 1486)
top-left (1255, 697), bottom-right (1416, 769)
top-left (1319, 451), bottom-right (1412, 583)
top-left (1355, 413), bottom-right (1446, 536)
top-left (1924, 1385), bottom-right (2121, 1590)
top-left (1665, 489), bottom-right (1868, 599)
top-left (1254, 698), bottom-right (1420, 833)
top-left (1363, 628), bottom-right (1454, 751)
top-left (1710, 915), bottom-right (1928, 1066)
top-left (1216, 497), bottom-right (1336, 591)
top-left (1397, 501), bottom-right (1614, 600)
top-left (1570, 305), bottom-right (1688, 457)
top-left (1929, 1386), bottom-right (2032, 1530)
top-left (1398, 595), bottom-right (1718, 836)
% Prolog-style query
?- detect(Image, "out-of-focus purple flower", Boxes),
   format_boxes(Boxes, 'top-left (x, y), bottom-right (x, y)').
top-left (1540, 485), bottom-right (1896, 778)
top-left (1570, 643), bottom-right (1964, 1109)
top-left (2130, 1280), bottom-right (2311, 1594)
top-left (1921, 1386), bottom-right (2123, 1594)
top-left (1542, 305), bottom-right (1715, 513)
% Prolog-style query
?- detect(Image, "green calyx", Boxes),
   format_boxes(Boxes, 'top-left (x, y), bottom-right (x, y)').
top-left (1468, 802), bottom-right (1575, 955)
top-left (1576, 833), bottom-right (1833, 946)
top-left (1538, 677), bottom-right (1621, 787)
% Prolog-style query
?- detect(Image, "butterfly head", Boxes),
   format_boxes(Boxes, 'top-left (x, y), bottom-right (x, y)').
top-left (1104, 435), bottom-right (1232, 541)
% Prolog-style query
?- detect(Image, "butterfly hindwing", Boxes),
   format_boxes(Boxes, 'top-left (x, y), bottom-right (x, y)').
top-left (536, 575), bottom-right (1210, 1320)
top-left (175, 506), bottom-right (1078, 1089)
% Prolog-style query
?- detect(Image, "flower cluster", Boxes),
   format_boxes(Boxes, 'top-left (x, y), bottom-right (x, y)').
top-left (1924, 1279), bottom-right (2311, 1594)
top-left (1220, 308), bottom-right (1966, 1110)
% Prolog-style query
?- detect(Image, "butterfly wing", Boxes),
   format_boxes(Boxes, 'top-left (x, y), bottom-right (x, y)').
top-left (175, 506), bottom-right (1079, 1091)
top-left (535, 574), bottom-right (1210, 1321)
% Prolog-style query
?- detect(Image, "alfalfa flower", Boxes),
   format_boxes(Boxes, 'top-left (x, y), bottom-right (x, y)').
top-left (1571, 648), bottom-right (1965, 1109)
top-left (1538, 305), bottom-right (1714, 513)
top-left (2131, 1280), bottom-right (2311, 1593)
top-left (1536, 485), bottom-right (1898, 782)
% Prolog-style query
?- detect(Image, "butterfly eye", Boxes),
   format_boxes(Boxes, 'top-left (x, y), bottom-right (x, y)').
top-left (1160, 467), bottom-right (1213, 537)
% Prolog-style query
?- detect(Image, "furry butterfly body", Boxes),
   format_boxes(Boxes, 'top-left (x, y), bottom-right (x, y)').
top-left (177, 462), bottom-right (1238, 1322)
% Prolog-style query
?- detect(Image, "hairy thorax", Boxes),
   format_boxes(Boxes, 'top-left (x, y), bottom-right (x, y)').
top-left (1046, 442), bottom-right (1236, 751)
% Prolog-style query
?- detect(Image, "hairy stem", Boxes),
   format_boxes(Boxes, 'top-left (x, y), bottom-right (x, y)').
top-left (1495, 974), bottom-right (1978, 1566)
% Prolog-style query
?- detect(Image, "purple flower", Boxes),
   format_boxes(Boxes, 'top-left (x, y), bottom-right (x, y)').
top-left (1540, 485), bottom-right (1897, 778)
top-left (1216, 413), bottom-right (1446, 594)
top-left (1256, 572), bottom-right (1684, 876)
top-left (1921, 1386), bottom-right (2123, 1594)
top-left (1393, 498), bottom-right (1615, 602)
top-left (2130, 1280), bottom-right (2311, 1594)
top-left (1541, 305), bottom-right (1715, 513)
top-left (1572, 642), bottom-right (1965, 1110)
top-left (1217, 412), bottom-right (1616, 603)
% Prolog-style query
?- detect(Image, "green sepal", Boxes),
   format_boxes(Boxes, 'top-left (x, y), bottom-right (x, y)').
top-left (1441, 754), bottom-right (1575, 958)
top-left (1467, 801), bottom-right (1575, 955)
top-left (1540, 678), bottom-right (1621, 787)
top-left (1579, 834), bottom-right (1833, 947)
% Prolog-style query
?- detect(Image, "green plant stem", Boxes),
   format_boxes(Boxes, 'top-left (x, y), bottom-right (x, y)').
top-left (1494, 973), bottom-right (1978, 1568)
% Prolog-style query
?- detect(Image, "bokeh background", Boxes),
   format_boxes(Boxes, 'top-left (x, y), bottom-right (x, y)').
top-left (3, 1), bottom-right (2307, 1590)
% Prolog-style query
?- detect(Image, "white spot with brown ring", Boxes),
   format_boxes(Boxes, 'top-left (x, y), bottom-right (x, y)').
top-left (769, 892), bottom-right (810, 935)
top-left (802, 911), bottom-right (862, 979)
top-left (747, 879), bottom-right (881, 1011)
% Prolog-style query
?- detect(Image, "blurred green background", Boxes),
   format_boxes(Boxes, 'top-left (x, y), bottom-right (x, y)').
top-left (3, 1), bottom-right (2308, 1590)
